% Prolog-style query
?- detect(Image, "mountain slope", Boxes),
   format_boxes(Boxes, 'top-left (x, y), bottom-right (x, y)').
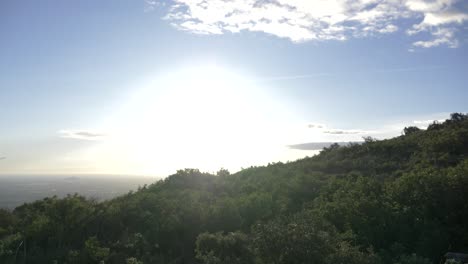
top-left (1, 113), bottom-right (467, 264)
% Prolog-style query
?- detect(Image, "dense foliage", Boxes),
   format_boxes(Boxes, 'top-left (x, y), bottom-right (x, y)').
top-left (1, 113), bottom-right (467, 264)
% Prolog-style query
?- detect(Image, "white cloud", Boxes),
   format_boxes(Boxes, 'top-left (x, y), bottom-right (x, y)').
top-left (379, 24), bottom-right (399, 33)
top-left (412, 27), bottom-right (459, 47)
top-left (58, 130), bottom-right (107, 141)
top-left (145, 0), bottom-right (165, 12)
top-left (308, 123), bottom-right (326, 129)
top-left (307, 123), bottom-right (373, 134)
top-left (322, 129), bottom-right (371, 135)
top-left (153, 0), bottom-right (468, 48)
top-left (405, 0), bottom-right (468, 48)
top-left (413, 118), bottom-right (445, 126)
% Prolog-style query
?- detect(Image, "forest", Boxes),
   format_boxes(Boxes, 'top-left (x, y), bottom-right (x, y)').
top-left (1, 113), bottom-right (467, 264)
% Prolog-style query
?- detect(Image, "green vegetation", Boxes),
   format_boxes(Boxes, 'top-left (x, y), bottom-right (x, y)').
top-left (1, 113), bottom-right (467, 264)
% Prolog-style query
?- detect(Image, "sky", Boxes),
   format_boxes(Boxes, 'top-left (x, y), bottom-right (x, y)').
top-left (0, 0), bottom-right (467, 176)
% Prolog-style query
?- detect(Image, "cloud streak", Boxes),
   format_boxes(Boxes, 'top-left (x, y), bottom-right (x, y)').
top-left (412, 119), bottom-right (446, 127)
top-left (322, 129), bottom-right (370, 134)
top-left (308, 123), bottom-right (374, 135)
top-left (58, 130), bottom-right (107, 141)
top-left (151, 0), bottom-right (468, 48)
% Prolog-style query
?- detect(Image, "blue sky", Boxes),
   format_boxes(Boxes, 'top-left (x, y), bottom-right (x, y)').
top-left (0, 0), bottom-right (467, 175)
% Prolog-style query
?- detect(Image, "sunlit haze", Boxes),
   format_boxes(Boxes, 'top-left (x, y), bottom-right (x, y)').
top-left (72, 65), bottom-right (317, 175)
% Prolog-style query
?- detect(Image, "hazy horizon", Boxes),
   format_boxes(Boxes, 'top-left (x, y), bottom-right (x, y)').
top-left (0, 174), bottom-right (156, 209)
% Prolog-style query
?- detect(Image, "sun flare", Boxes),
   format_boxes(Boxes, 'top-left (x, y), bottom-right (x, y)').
top-left (84, 65), bottom-right (306, 175)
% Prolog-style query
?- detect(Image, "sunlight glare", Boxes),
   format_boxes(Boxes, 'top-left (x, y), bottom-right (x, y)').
top-left (95, 65), bottom-right (307, 175)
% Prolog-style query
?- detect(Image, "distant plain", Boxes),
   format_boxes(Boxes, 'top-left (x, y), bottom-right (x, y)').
top-left (0, 175), bottom-right (156, 209)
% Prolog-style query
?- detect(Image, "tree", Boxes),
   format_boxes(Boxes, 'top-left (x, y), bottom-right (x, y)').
top-left (252, 211), bottom-right (338, 264)
top-left (403, 126), bottom-right (421, 135)
top-left (85, 236), bottom-right (109, 263)
top-left (195, 232), bottom-right (254, 264)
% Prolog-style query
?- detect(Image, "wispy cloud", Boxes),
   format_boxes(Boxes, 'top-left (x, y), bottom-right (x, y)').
top-left (322, 129), bottom-right (370, 135)
top-left (255, 73), bottom-right (333, 83)
top-left (145, 0), bottom-right (166, 12)
top-left (58, 130), bottom-right (107, 141)
top-left (151, 0), bottom-right (468, 48)
top-left (413, 119), bottom-right (444, 124)
top-left (308, 123), bottom-right (326, 129)
top-left (250, 65), bottom-right (445, 84)
top-left (308, 123), bottom-right (373, 135)
top-left (412, 119), bottom-right (446, 127)
top-left (295, 113), bottom-right (452, 152)
top-left (371, 65), bottom-right (447, 73)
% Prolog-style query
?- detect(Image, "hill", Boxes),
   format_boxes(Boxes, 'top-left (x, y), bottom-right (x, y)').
top-left (1, 113), bottom-right (467, 264)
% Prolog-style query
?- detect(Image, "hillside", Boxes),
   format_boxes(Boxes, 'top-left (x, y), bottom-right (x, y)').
top-left (1, 113), bottom-right (467, 264)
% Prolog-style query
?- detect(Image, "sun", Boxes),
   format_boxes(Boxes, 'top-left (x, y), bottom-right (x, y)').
top-left (85, 65), bottom-right (307, 176)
